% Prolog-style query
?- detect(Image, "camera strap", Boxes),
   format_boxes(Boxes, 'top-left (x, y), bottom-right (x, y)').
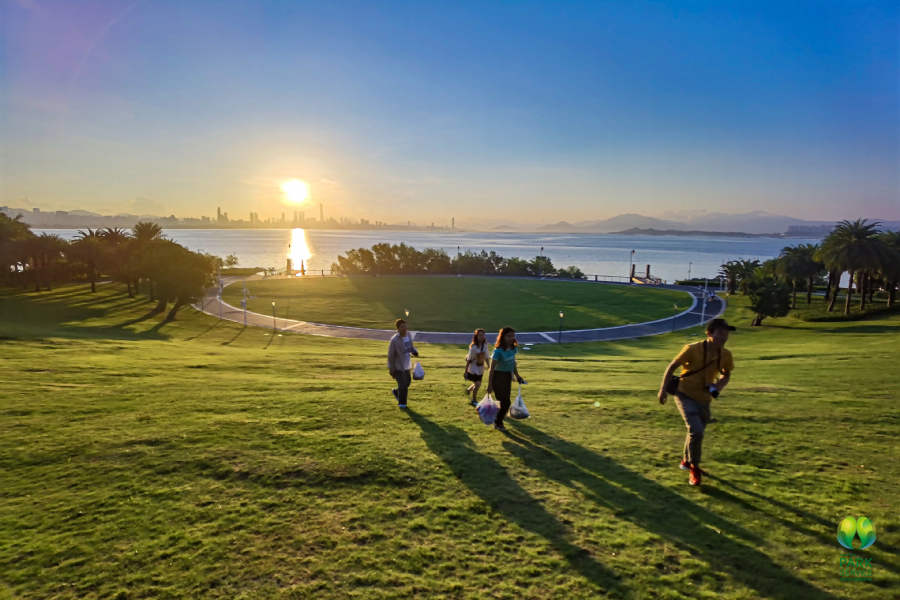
top-left (679, 341), bottom-right (721, 381)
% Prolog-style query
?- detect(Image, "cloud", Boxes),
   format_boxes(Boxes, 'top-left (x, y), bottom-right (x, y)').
top-left (125, 196), bottom-right (165, 215)
top-left (16, 197), bottom-right (34, 208)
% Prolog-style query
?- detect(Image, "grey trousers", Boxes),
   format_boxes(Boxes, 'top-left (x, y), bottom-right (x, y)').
top-left (674, 394), bottom-right (711, 465)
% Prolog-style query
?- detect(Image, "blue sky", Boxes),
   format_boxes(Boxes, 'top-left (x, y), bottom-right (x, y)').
top-left (2, 0), bottom-right (898, 224)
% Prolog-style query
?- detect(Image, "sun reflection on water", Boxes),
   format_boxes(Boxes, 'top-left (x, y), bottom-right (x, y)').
top-left (289, 228), bottom-right (313, 273)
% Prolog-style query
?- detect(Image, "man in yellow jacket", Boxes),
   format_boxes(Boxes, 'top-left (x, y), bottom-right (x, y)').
top-left (658, 318), bottom-right (735, 486)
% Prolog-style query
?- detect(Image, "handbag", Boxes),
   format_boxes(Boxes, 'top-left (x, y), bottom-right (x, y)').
top-left (666, 341), bottom-right (720, 395)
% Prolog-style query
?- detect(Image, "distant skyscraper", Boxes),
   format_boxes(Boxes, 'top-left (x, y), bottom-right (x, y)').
top-left (320, 203), bottom-right (324, 221)
top-left (452, 217), bottom-right (455, 228)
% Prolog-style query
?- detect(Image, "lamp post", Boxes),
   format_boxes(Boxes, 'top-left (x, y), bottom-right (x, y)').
top-left (629, 250), bottom-right (635, 285)
top-left (672, 303), bottom-right (678, 332)
top-left (272, 300), bottom-right (276, 332)
top-left (688, 261), bottom-right (692, 282)
top-left (457, 246), bottom-right (460, 277)
top-left (558, 310), bottom-right (564, 344)
top-left (405, 309), bottom-right (409, 317)
top-left (540, 246), bottom-right (544, 277)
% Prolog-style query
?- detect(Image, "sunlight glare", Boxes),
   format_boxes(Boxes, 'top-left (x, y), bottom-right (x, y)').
top-left (290, 228), bottom-right (313, 266)
top-left (281, 179), bottom-right (309, 204)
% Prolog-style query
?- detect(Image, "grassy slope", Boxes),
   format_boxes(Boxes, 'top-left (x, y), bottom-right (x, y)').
top-left (223, 276), bottom-right (687, 332)
top-left (1, 284), bottom-right (898, 600)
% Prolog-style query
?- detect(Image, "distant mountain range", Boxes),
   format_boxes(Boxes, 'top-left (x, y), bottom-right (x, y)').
top-left (537, 211), bottom-right (900, 235)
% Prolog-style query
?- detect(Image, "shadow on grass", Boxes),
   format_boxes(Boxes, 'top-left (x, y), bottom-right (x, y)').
top-left (405, 410), bottom-right (628, 598)
top-left (503, 422), bottom-right (840, 600)
top-left (706, 473), bottom-right (900, 575)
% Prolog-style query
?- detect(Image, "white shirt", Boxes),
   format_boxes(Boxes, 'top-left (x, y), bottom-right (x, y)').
top-left (466, 343), bottom-right (489, 375)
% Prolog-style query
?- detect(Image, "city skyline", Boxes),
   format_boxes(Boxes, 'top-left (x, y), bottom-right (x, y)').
top-left (3, 1), bottom-right (898, 222)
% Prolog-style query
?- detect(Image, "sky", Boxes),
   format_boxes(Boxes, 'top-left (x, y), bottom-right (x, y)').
top-left (2, 0), bottom-right (898, 225)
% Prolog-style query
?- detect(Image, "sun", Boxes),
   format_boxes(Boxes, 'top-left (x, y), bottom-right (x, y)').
top-left (281, 179), bottom-right (309, 204)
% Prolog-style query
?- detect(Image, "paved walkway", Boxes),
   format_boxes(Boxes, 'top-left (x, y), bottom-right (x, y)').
top-left (194, 277), bottom-right (726, 344)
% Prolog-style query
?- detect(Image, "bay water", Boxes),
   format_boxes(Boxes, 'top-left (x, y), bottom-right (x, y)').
top-left (39, 229), bottom-right (818, 284)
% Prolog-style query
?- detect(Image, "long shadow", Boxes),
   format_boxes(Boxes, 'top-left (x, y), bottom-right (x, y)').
top-left (706, 474), bottom-right (900, 572)
top-left (505, 423), bottom-right (840, 600)
top-left (221, 326), bottom-right (247, 346)
top-left (404, 411), bottom-right (627, 597)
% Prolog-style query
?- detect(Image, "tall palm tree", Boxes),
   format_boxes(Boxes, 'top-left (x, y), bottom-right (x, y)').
top-left (738, 258), bottom-right (761, 295)
top-left (131, 221), bottom-right (164, 296)
top-left (877, 230), bottom-right (900, 307)
top-left (72, 229), bottom-right (105, 292)
top-left (820, 219), bottom-right (886, 315)
top-left (777, 244), bottom-right (823, 308)
top-left (101, 227), bottom-right (134, 296)
top-left (38, 233), bottom-right (69, 291)
top-left (718, 261), bottom-right (741, 295)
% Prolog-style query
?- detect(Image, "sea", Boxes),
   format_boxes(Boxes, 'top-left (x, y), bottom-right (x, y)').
top-left (37, 229), bottom-right (820, 284)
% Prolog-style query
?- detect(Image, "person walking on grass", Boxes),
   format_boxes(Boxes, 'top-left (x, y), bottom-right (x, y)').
top-left (388, 318), bottom-right (418, 409)
top-left (486, 326), bottom-right (525, 432)
top-left (658, 318), bottom-right (735, 487)
top-left (464, 329), bottom-right (490, 407)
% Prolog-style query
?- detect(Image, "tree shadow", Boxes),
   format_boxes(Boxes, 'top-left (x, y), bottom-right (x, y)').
top-left (504, 422), bottom-right (841, 600)
top-left (220, 326), bottom-right (248, 346)
top-left (404, 411), bottom-right (628, 597)
top-left (705, 473), bottom-right (900, 573)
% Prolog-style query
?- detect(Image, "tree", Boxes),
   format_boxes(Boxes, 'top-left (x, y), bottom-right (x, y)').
top-left (528, 256), bottom-right (555, 277)
top-left (0, 213), bottom-right (34, 287)
top-left (878, 230), bottom-right (900, 306)
top-left (556, 265), bottom-right (586, 279)
top-left (737, 259), bottom-right (761, 294)
top-left (131, 221), bottom-right (165, 296)
top-left (777, 244), bottom-right (824, 308)
top-left (101, 227), bottom-right (134, 296)
top-left (224, 254), bottom-right (239, 268)
top-left (820, 219), bottom-right (886, 315)
top-left (718, 261), bottom-right (741, 295)
top-left (35, 233), bottom-right (69, 291)
top-left (70, 229), bottom-right (106, 292)
top-left (746, 270), bottom-right (791, 326)
top-left (142, 240), bottom-right (215, 319)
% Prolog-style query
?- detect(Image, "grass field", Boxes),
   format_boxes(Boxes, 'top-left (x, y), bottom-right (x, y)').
top-left (1, 283), bottom-right (898, 599)
top-left (222, 276), bottom-right (688, 332)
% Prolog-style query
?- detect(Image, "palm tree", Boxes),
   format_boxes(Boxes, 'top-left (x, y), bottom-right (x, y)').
top-left (718, 261), bottom-right (742, 294)
top-left (820, 219), bottom-right (886, 315)
top-left (877, 230), bottom-right (900, 307)
top-left (131, 221), bottom-right (164, 296)
top-left (71, 229), bottom-right (105, 292)
top-left (738, 258), bottom-right (761, 295)
top-left (777, 244), bottom-right (823, 308)
top-left (36, 233), bottom-right (69, 291)
top-left (101, 227), bottom-right (134, 296)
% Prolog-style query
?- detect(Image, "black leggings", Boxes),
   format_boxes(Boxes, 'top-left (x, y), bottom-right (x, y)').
top-left (492, 371), bottom-right (513, 425)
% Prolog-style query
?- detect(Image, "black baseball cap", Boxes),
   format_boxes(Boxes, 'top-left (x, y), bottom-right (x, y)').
top-left (706, 318), bottom-right (736, 333)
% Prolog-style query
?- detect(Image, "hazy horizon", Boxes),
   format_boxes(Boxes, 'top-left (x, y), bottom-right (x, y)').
top-left (3, 1), bottom-right (898, 223)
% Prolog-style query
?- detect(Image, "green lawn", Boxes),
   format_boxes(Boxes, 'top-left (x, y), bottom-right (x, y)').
top-left (223, 276), bottom-right (688, 331)
top-left (1, 284), bottom-right (898, 599)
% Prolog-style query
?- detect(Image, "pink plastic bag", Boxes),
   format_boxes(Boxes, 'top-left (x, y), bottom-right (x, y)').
top-left (476, 393), bottom-right (499, 425)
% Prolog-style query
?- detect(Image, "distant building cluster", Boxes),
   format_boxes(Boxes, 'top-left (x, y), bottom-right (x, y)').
top-left (0, 204), bottom-right (459, 232)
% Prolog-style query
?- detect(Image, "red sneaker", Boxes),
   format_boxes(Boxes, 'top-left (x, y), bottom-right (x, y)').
top-left (679, 460), bottom-right (690, 471)
top-left (689, 465), bottom-right (702, 486)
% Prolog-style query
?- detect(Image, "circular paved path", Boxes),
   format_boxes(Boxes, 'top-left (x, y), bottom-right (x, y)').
top-left (194, 276), bottom-right (726, 344)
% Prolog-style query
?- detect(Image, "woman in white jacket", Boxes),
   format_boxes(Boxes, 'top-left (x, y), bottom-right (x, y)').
top-left (464, 329), bottom-right (489, 407)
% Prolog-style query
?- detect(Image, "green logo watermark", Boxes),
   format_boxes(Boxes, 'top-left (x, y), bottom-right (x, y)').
top-left (837, 516), bottom-right (876, 583)
top-left (837, 516), bottom-right (876, 550)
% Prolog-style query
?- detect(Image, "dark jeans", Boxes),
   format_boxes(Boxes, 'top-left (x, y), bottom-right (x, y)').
top-left (392, 369), bottom-right (411, 405)
top-left (674, 393), bottom-right (711, 465)
top-left (492, 371), bottom-right (513, 425)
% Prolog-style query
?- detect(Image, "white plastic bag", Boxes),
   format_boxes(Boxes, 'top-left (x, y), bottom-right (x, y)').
top-left (412, 362), bottom-right (425, 381)
top-left (476, 393), bottom-right (499, 425)
top-left (509, 384), bottom-right (530, 420)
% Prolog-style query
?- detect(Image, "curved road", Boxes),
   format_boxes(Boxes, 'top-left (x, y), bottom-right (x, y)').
top-left (194, 277), bottom-right (726, 344)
